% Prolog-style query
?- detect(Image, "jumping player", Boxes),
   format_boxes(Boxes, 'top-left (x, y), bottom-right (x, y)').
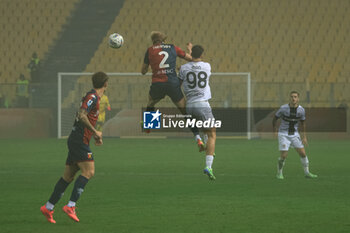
top-left (179, 45), bottom-right (216, 180)
top-left (273, 91), bottom-right (318, 179)
top-left (141, 31), bottom-right (204, 151)
top-left (40, 72), bottom-right (108, 223)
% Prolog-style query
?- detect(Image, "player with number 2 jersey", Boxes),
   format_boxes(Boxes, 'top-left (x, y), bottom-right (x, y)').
top-left (141, 31), bottom-right (192, 103)
top-left (141, 31), bottom-right (205, 151)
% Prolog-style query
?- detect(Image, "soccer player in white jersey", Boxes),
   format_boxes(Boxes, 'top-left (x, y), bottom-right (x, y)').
top-left (179, 45), bottom-right (216, 180)
top-left (273, 91), bottom-right (318, 179)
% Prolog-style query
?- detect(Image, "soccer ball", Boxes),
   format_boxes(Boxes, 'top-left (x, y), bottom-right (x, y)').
top-left (109, 33), bottom-right (124, 49)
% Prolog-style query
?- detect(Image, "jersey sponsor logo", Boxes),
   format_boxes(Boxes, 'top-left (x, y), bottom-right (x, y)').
top-left (187, 92), bottom-right (204, 98)
top-left (157, 69), bottom-right (174, 75)
top-left (281, 115), bottom-right (300, 122)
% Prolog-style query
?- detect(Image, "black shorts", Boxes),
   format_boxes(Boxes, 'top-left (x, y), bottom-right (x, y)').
top-left (149, 81), bottom-right (184, 103)
top-left (66, 140), bottom-right (94, 165)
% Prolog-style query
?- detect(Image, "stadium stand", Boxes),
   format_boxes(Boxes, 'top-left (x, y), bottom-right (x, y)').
top-left (80, 0), bottom-right (350, 108)
top-left (0, 0), bottom-right (80, 102)
top-left (2, 0), bottom-right (349, 109)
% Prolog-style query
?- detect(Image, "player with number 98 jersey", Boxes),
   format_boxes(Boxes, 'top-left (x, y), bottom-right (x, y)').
top-left (179, 61), bottom-right (211, 104)
top-left (179, 45), bottom-right (217, 181)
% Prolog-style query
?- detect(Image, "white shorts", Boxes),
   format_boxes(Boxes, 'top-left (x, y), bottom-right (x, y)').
top-left (278, 133), bottom-right (304, 151)
top-left (186, 101), bottom-right (214, 122)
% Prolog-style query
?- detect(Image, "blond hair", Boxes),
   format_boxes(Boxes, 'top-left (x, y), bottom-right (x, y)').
top-left (150, 31), bottom-right (167, 44)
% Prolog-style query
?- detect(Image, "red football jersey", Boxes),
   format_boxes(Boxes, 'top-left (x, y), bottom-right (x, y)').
top-left (70, 89), bottom-right (100, 145)
top-left (144, 43), bottom-right (186, 83)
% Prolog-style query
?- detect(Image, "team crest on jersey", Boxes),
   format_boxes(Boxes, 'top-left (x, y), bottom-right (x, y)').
top-left (87, 153), bottom-right (92, 159)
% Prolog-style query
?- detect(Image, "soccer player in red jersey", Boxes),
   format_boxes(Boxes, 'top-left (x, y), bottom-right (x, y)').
top-left (40, 72), bottom-right (108, 223)
top-left (141, 31), bottom-right (204, 150)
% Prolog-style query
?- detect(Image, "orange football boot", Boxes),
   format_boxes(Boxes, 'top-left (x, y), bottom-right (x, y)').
top-left (197, 139), bottom-right (206, 152)
top-left (40, 205), bottom-right (56, 224)
top-left (62, 205), bottom-right (80, 222)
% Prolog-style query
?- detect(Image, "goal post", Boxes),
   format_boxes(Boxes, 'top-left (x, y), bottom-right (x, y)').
top-left (57, 72), bottom-right (252, 139)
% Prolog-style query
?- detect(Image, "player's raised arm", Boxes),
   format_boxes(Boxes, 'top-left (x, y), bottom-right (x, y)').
top-left (175, 44), bottom-right (192, 62)
top-left (187, 42), bottom-right (193, 54)
top-left (183, 42), bottom-right (193, 61)
top-left (183, 53), bottom-right (193, 61)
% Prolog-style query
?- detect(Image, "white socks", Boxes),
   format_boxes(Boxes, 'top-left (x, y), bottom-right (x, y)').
top-left (67, 201), bottom-right (76, 207)
top-left (206, 155), bottom-right (214, 168)
top-left (203, 134), bottom-right (208, 144)
top-left (46, 201), bottom-right (54, 211)
top-left (277, 156), bottom-right (311, 175)
top-left (277, 157), bottom-right (285, 174)
top-left (45, 200), bottom-right (76, 210)
top-left (300, 156), bottom-right (310, 174)
top-left (195, 134), bottom-right (208, 144)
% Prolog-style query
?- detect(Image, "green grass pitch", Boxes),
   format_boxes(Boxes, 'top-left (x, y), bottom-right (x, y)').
top-left (0, 138), bottom-right (349, 233)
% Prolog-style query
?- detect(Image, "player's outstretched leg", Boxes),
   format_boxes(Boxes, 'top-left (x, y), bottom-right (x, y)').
top-left (41, 177), bottom-right (70, 223)
top-left (41, 165), bottom-right (77, 223)
top-left (276, 151), bottom-right (288, 179)
top-left (176, 98), bottom-right (203, 151)
top-left (196, 134), bottom-right (205, 152)
top-left (63, 162), bottom-right (94, 222)
top-left (296, 148), bottom-right (317, 178)
top-left (276, 158), bottom-right (285, 179)
top-left (203, 128), bottom-right (216, 180)
top-left (301, 156), bottom-right (317, 178)
top-left (63, 175), bottom-right (90, 222)
top-left (143, 95), bottom-right (161, 133)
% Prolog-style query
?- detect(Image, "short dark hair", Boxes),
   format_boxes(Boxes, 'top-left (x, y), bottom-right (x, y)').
top-left (92, 72), bottom-right (108, 88)
top-left (191, 45), bottom-right (204, 59)
top-left (290, 90), bottom-right (299, 96)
